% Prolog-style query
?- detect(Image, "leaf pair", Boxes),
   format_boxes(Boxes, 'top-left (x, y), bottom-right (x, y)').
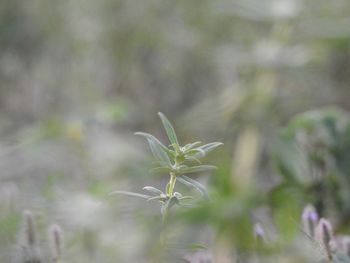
top-left (134, 113), bottom-right (180, 165)
top-left (136, 113), bottom-right (223, 174)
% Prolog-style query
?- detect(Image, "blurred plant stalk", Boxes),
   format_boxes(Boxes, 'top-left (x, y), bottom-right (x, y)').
top-left (231, 127), bottom-right (261, 192)
top-left (229, 19), bottom-right (294, 192)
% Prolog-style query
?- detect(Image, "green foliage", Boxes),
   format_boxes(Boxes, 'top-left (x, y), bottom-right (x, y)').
top-left (274, 108), bottom-right (350, 219)
top-left (112, 112), bottom-right (223, 219)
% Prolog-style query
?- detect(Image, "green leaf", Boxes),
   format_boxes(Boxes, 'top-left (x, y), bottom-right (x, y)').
top-left (179, 165), bottom-right (217, 174)
top-left (148, 139), bottom-right (172, 166)
top-left (147, 194), bottom-right (167, 202)
top-left (158, 112), bottom-right (179, 146)
top-left (193, 142), bottom-right (223, 158)
top-left (177, 175), bottom-right (209, 200)
top-left (185, 156), bottom-right (202, 164)
top-left (186, 148), bottom-right (206, 157)
top-left (178, 196), bottom-right (194, 201)
top-left (143, 186), bottom-right (164, 196)
top-left (135, 132), bottom-right (174, 156)
top-left (161, 196), bottom-right (179, 215)
top-left (182, 141), bottom-right (202, 151)
top-left (109, 190), bottom-right (150, 199)
top-left (170, 143), bottom-right (181, 153)
top-left (167, 196), bottom-right (179, 210)
top-left (173, 192), bottom-right (183, 198)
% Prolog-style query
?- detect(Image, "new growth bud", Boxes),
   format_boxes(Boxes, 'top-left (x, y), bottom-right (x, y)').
top-left (301, 204), bottom-right (318, 238)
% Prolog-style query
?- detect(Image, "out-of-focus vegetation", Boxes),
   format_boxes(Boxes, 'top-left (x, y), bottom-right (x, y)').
top-left (1, 0), bottom-right (350, 262)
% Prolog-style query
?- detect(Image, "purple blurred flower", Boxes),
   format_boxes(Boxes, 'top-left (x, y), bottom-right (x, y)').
top-left (253, 223), bottom-right (265, 244)
top-left (302, 204), bottom-right (318, 222)
top-left (301, 204), bottom-right (318, 238)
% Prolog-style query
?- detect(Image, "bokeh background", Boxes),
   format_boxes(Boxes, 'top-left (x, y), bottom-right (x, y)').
top-left (1, 0), bottom-right (350, 262)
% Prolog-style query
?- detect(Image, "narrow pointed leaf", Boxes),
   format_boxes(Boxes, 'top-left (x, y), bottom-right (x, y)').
top-left (148, 139), bottom-right (172, 166)
top-left (180, 165), bottom-right (217, 174)
top-left (158, 112), bottom-right (179, 146)
top-left (177, 203), bottom-right (196, 208)
top-left (185, 156), bottom-right (202, 164)
top-left (178, 196), bottom-right (194, 200)
top-left (161, 196), bottom-right (179, 215)
top-left (177, 175), bottom-right (209, 199)
top-left (147, 195), bottom-right (166, 202)
top-left (167, 196), bottom-right (179, 210)
top-left (170, 143), bottom-right (181, 153)
top-left (135, 132), bottom-right (174, 156)
top-left (143, 186), bottom-right (164, 196)
top-left (177, 164), bottom-right (189, 171)
top-left (200, 142), bottom-right (224, 151)
top-left (174, 192), bottom-right (183, 198)
top-left (193, 142), bottom-right (223, 158)
top-left (182, 141), bottom-right (202, 151)
top-left (186, 148), bottom-right (206, 157)
top-left (109, 190), bottom-right (150, 199)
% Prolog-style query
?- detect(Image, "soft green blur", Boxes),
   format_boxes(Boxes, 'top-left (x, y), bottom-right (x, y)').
top-left (1, 0), bottom-right (350, 262)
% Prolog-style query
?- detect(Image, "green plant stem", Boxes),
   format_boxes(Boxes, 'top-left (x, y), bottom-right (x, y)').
top-left (168, 172), bottom-right (177, 196)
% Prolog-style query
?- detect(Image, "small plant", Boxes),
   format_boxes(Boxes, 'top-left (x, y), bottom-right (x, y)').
top-left (111, 112), bottom-right (223, 221)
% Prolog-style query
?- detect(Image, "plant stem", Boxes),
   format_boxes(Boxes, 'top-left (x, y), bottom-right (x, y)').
top-left (167, 172), bottom-right (177, 196)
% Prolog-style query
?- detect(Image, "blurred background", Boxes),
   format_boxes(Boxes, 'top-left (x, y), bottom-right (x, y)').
top-left (1, 0), bottom-right (350, 262)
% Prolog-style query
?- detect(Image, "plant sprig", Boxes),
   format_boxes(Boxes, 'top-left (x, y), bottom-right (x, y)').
top-left (111, 112), bottom-right (223, 220)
